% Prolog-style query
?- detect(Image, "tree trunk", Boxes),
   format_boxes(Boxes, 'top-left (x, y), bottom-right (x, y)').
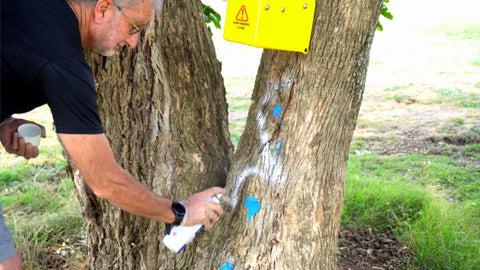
top-left (191, 0), bottom-right (384, 269)
top-left (69, 0), bottom-right (232, 269)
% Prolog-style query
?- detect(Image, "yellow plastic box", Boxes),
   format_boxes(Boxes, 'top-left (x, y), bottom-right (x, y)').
top-left (223, 0), bottom-right (316, 54)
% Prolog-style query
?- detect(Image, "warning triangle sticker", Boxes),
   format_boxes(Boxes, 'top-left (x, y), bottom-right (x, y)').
top-left (236, 5), bottom-right (248, 22)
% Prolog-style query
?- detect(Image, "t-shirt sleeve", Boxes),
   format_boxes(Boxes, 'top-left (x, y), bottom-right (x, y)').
top-left (38, 59), bottom-right (104, 134)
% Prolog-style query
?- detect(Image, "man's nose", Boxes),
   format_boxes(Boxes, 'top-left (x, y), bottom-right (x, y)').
top-left (126, 34), bottom-right (140, 48)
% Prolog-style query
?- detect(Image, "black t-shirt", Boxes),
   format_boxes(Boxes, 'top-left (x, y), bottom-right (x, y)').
top-left (1, 0), bottom-right (104, 134)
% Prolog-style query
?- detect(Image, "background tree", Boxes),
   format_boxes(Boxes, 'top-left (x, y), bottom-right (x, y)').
top-left (70, 0), bottom-right (384, 269)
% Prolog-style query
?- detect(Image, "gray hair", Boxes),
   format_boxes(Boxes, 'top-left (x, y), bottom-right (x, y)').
top-left (72, 0), bottom-right (163, 11)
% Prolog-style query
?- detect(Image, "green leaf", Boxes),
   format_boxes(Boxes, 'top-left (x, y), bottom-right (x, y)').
top-left (377, 22), bottom-right (384, 31)
top-left (381, 6), bottom-right (394, 20)
top-left (377, 2), bottom-right (393, 32)
top-left (203, 4), bottom-right (222, 34)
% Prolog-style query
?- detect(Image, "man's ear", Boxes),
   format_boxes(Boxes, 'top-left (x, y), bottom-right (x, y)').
top-left (94, 0), bottom-right (115, 23)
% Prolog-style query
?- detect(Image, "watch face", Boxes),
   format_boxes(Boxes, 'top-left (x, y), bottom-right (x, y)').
top-left (173, 202), bottom-right (186, 216)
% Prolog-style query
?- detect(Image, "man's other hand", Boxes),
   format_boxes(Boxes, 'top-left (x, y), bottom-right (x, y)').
top-left (0, 117), bottom-right (47, 159)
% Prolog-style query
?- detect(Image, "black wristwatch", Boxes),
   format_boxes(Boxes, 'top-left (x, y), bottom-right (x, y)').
top-left (165, 201), bottom-right (186, 234)
top-left (171, 201), bottom-right (186, 226)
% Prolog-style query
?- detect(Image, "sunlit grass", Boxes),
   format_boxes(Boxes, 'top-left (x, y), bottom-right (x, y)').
top-left (431, 23), bottom-right (480, 39)
top-left (225, 76), bottom-right (253, 148)
top-left (0, 160), bottom-right (83, 269)
top-left (344, 153), bottom-right (480, 269)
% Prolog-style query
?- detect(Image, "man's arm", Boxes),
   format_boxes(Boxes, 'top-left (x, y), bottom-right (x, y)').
top-left (58, 133), bottom-right (223, 228)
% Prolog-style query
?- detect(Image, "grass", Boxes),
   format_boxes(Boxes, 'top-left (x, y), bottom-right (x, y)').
top-left (436, 88), bottom-right (463, 97)
top-left (406, 200), bottom-right (480, 269)
top-left (0, 160), bottom-right (84, 269)
top-left (344, 153), bottom-right (480, 269)
top-left (386, 94), bottom-right (415, 103)
top-left (355, 118), bottom-right (389, 133)
top-left (226, 77), bottom-right (253, 147)
top-left (383, 84), bottom-right (412, 92)
top-left (431, 23), bottom-right (480, 40)
top-left (435, 89), bottom-right (480, 108)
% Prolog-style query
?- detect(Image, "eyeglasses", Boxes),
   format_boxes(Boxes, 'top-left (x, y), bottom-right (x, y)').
top-left (115, 5), bottom-right (142, 35)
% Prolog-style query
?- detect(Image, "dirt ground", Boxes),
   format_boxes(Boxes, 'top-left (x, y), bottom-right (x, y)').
top-left (337, 227), bottom-right (414, 270)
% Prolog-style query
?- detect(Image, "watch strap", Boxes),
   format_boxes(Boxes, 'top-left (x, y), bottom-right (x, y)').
top-left (166, 201), bottom-right (186, 235)
top-left (171, 201), bottom-right (186, 226)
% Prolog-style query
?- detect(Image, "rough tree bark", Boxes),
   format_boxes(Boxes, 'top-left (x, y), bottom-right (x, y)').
top-left (70, 0), bottom-right (383, 269)
top-left (69, 0), bottom-right (232, 269)
top-left (191, 0), bottom-right (384, 269)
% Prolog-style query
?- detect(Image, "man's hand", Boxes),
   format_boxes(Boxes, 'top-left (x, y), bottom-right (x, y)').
top-left (180, 187), bottom-right (225, 229)
top-left (0, 117), bottom-right (47, 159)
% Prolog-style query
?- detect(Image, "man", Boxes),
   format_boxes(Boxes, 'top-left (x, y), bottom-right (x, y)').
top-left (1, 0), bottom-right (224, 268)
